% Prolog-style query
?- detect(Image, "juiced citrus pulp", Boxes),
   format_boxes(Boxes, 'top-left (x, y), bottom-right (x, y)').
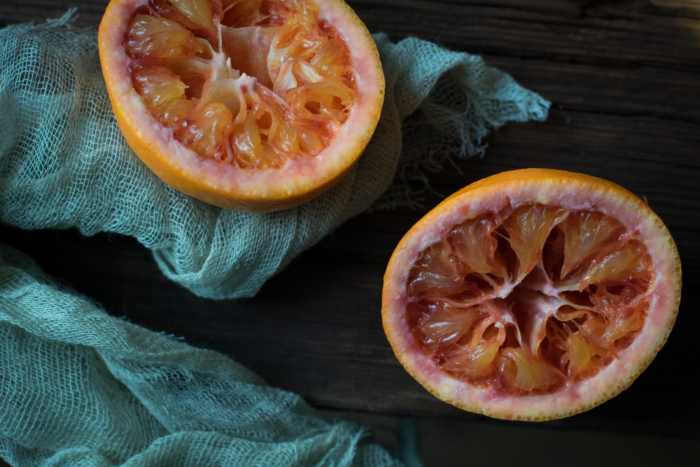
top-left (99, 0), bottom-right (384, 211)
top-left (382, 169), bottom-right (681, 420)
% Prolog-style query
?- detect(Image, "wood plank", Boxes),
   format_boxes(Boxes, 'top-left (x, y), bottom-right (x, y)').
top-left (1, 0), bottom-right (698, 437)
top-left (2, 1), bottom-right (699, 125)
top-left (1, 215), bottom-right (697, 436)
top-left (347, 0), bottom-right (700, 69)
top-left (3, 1), bottom-right (699, 122)
top-left (1, 0), bottom-right (699, 71)
top-left (482, 56), bottom-right (700, 123)
top-left (1, 107), bottom-right (698, 435)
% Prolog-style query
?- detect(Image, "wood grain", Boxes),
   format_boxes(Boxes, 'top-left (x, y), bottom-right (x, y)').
top-left (1, 0), bottom-right (699, 437)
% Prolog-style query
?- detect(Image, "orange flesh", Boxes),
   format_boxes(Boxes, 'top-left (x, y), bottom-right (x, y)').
top-left (406, 204), bottom-right (654, 396)
top-left (125, 0), bottom-right (356, 169)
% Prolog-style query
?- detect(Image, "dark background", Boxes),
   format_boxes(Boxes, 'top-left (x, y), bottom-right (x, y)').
top-left (1, 0), bottom-right (699, 465)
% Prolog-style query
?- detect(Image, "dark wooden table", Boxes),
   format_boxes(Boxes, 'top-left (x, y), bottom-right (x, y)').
top-left (1, 0), bottom-right (699, 440)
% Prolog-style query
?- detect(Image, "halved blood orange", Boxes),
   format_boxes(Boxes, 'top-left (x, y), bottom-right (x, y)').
top-left (99, 0), bottom-right (384, 212)
top-left (382, 169), bottom-right (681, 421)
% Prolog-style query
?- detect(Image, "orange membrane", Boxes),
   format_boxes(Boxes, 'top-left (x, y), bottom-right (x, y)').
top-left (125, 0), bottom-right (356, 169)
top-left (406, 205), bottom-right (654, 396)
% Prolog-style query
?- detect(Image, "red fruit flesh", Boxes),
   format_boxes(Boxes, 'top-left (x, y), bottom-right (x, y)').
top-left (124, 0), bottom-right (356, 168)
top-left (406, 204), bottom-right (653, 396)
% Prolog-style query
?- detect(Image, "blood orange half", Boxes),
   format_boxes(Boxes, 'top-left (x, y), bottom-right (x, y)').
top-left (99, 0), bottom-right (384, 212)
top-left (382, 169), bottom-right (681, 421)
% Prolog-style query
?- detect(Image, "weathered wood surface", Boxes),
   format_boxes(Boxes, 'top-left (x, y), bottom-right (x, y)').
top-left (1, 0), bottom-right (699, 436)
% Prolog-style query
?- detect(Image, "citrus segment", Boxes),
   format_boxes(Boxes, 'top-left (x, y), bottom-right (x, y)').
top-left (560, 211), bottom-right (626, 278)
top-left (382, 169), bottom-right (681, 420)
top-left (99, 0), bottom-right (384, 211)
top-left (502, 204), bottom-right (567, 280)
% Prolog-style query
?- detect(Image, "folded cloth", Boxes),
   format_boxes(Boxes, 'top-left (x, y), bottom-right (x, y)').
top-left (0, 13), bottom-right (549, 300)
top-left (0, 10), bottom-right (550, 467)
top-left (0, 244), bottom-right (408, 467)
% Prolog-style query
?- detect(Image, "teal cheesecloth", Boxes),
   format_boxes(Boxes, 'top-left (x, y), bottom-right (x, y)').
top-left (0, 10), bottom-right (549, 467)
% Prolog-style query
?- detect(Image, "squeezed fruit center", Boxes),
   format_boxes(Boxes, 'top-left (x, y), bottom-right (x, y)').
top-left (406, 204), bottom-right (654, 396)
top-left (124, 0), bottom-right (356, 169)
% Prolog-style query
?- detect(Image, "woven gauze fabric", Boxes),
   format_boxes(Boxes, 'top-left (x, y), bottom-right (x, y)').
top-left (0, 14), bottom-right (548, 300)
top-left (0, 244), bottom-right (405, 467)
